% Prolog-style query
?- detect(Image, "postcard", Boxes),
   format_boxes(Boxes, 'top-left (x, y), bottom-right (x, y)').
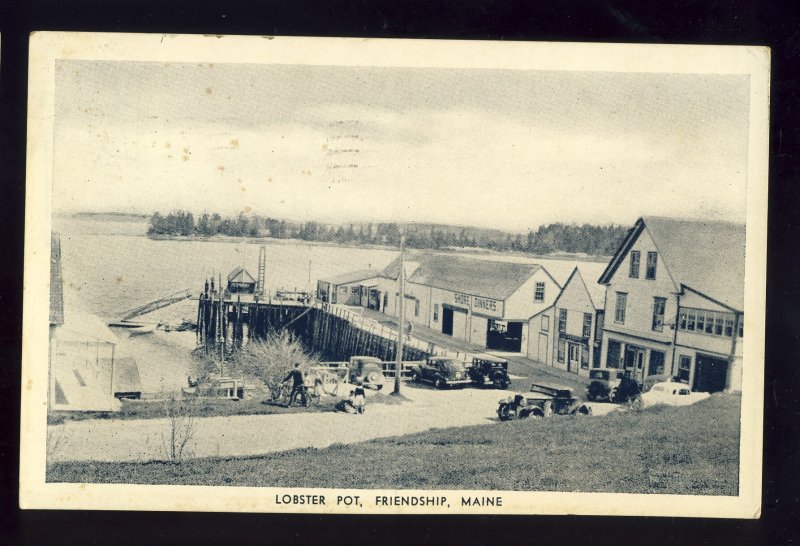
top-left (20, 32), bottom-right (768, 517)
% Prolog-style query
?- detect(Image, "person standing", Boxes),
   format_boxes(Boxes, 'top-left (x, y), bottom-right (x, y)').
top-left (283, 362), bottom-right (306, 407)
top-left (353, 383), bottom-right (366, 414)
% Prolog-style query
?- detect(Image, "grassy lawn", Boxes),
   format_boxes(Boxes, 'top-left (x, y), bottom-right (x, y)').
top-left (48, 391), bottom-right (404, 424)
top-left (48, 394), bottom-right (740, 495)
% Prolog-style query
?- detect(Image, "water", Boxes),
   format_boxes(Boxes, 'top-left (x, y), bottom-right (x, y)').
top-left (53, 214), bottom-right (608, 393)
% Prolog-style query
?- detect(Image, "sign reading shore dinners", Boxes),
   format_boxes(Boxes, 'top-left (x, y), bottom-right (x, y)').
top-left (453, 293), bottom-right (504, 318)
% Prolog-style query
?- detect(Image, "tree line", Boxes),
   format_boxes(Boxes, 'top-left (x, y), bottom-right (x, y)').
top-left (148, 210), bottom-right (630, 256)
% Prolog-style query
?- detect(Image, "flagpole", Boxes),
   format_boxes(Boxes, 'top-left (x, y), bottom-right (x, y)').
top-left (393, 230), bottom-right (406, 395)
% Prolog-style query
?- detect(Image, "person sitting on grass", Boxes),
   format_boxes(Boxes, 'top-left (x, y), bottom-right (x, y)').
top-left (354, 383), bottom-right (366, 414)
top-left (335, 390), bottom-right (357, 414)
top-left (283, 362), bottom-right (307, 407)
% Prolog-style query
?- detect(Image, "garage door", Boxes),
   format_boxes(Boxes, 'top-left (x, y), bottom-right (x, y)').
top-left (693, 354), bottom-right (728, 393)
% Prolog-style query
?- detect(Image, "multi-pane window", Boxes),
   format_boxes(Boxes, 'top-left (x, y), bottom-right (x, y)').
top-left (557, 339), bottom-right (565, 363)
top-left (558, 309), bottom-right (567, 333)
top-left (606, 340), bottom-right (622, 369)
top-left (652, 297), bottom-right (666, 331)
top-left (614, 292), bottom-right (627, 324)
top-left (678, 355), bottom-right (691, 383)
top-left (351, 286), bottom-right (360, 294)
top-left (433, 304), bottom-right (439, 322)
top-left (679, 307), bottom-right (740, 338)
top-left (648, 350), bottom-right (665, 376)
top-left (541, 315), bottom-right (549, 332)
top-left (534, 282), bottom-right (545, 302)
top-left (646, 252), bottom-right (658, 280)
top-left (582, 313), bottom-right (592, 338)
top-left (629, 251), bottom-right (640, 278)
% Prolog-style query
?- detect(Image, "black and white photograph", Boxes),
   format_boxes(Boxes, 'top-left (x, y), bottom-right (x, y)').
top-left (20, 33), bottom-right (769, 516)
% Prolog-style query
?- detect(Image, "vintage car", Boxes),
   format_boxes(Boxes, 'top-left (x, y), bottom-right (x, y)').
top-left (468, 356), bottom-right (511, 389)
top-left (410, 357), bottom-right (472, 389)
top-left (497, 382), bottom-right (588, 420)
top-left (346, 356), bottom-right (386, 391)
top-left (586, 368), bottom-right (626, 401)
top-left (640, 381), bottom-right (711, 408)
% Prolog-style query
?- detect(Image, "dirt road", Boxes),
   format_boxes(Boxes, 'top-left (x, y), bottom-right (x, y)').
top-left (48, 384), bottom-right (516, 463)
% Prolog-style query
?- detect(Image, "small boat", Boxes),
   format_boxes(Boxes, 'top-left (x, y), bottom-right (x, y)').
top-left (127, 323), bottom-right (158, 336)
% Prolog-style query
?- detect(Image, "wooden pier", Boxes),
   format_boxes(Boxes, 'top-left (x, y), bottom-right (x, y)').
top-left (196, 290), bottom-right (430, 363)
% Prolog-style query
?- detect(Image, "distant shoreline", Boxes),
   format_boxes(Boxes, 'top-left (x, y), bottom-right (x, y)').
top-left (145, 233), bottom-right (611, 263)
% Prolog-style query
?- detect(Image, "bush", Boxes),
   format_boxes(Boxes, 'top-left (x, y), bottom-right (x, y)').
top-left (235, 331), bottom-right (319, 386)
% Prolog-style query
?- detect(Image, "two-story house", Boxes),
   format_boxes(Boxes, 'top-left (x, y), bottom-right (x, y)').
top-left (527, 266), bottom-right (605, 377)
top-left (597, 216), bottom-right (745, 393)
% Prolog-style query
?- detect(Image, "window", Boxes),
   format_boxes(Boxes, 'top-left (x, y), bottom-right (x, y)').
top-left (433, 304), bottom-right (439, 323)
top-left (557, 339), bottom-right (565, 363)
top-left (679, 310), bottom-right (687, 329)
top-left (646, 251), bottom-right (658, 279)
top-left (714, 314), bottom-right (723, 335)
top-left (678, 355), bottom-right (691, 383)
top-left (606, 341), bottom-right (622, 369)
top-left (414, 300), bottom-right (420, 317)
top-left (581, 347), bottom-right (589, 369)
top-left (541, 315), bottom-right (549, 332)
top-left (724, 318), bottom-right (734, 337)
top-left (614, 292), bottom-right (627, 324)
top-left (704, 312), bottom-right (714, 334)
top-left (383, 293), bottom-right (388, 309)
top-left (648, 350), bottom-right (665, 376)
top-left (558, 309), bottom-right (567, 333)
top-left (629, 251), bottom-right (640, 278)
top-left (739, 316), bottom-right (744, 338)
top-left (582, 313), bottom-right (592, 338)
top-left (679, 307), bottom-right (739, 338)
top-left (534, 282), bottom-right (545, 302)
top-left (652, 297), bottom-right (666, 331)
top-left (686, 310), bottom-right (696, 331)
top-left (696, 312), bottom-right (705, 332)
top-left (351, 286), bottom-right (359, 295)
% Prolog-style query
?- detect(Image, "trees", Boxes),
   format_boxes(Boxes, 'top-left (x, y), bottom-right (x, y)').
top-left (146, 209), bottom-right (628, 257)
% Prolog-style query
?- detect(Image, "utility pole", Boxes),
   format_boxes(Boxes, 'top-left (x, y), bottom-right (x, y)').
top-left (393, 230), bottom-right (406, 396)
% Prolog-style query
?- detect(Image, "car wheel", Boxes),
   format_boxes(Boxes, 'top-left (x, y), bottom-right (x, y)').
top-left (434, 377), bottom-right (445, 390)
top-left (498, 404), bottom-right (511, 421)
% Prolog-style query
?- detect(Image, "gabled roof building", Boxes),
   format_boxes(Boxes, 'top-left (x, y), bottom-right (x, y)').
top-left (528, 266), bottom-right (605, 377)
top-left (597, 216), bottom-right (745, 392)
top-left (375, 252), bottom-right (561, 352)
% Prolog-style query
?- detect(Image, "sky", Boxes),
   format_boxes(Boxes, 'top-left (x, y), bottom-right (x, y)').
top-left (52, 60), bottom-right (751, 231)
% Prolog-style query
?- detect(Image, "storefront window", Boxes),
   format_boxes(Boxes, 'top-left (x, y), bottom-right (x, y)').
top-left (606, 340), bottom-right (621, 369)
top-left (581, 347), bottom-right (589, 369)
top-left (648, 350), bottom-right (665, 376)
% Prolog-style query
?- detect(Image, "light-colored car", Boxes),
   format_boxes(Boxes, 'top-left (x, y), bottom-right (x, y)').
top-left (640, 381), bottom-right (711, 408)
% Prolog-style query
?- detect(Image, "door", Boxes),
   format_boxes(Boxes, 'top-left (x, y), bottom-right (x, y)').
top-left (567, 343), bottom-right (581, 373)
top-left (693, 354), bottom-right (728, 393)
top-left (624, 345), bottom-right (645, 381)
top-left (442, 307), bottom-right (454, 335)
top-left (538, 333), bottom-right (548, 363)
